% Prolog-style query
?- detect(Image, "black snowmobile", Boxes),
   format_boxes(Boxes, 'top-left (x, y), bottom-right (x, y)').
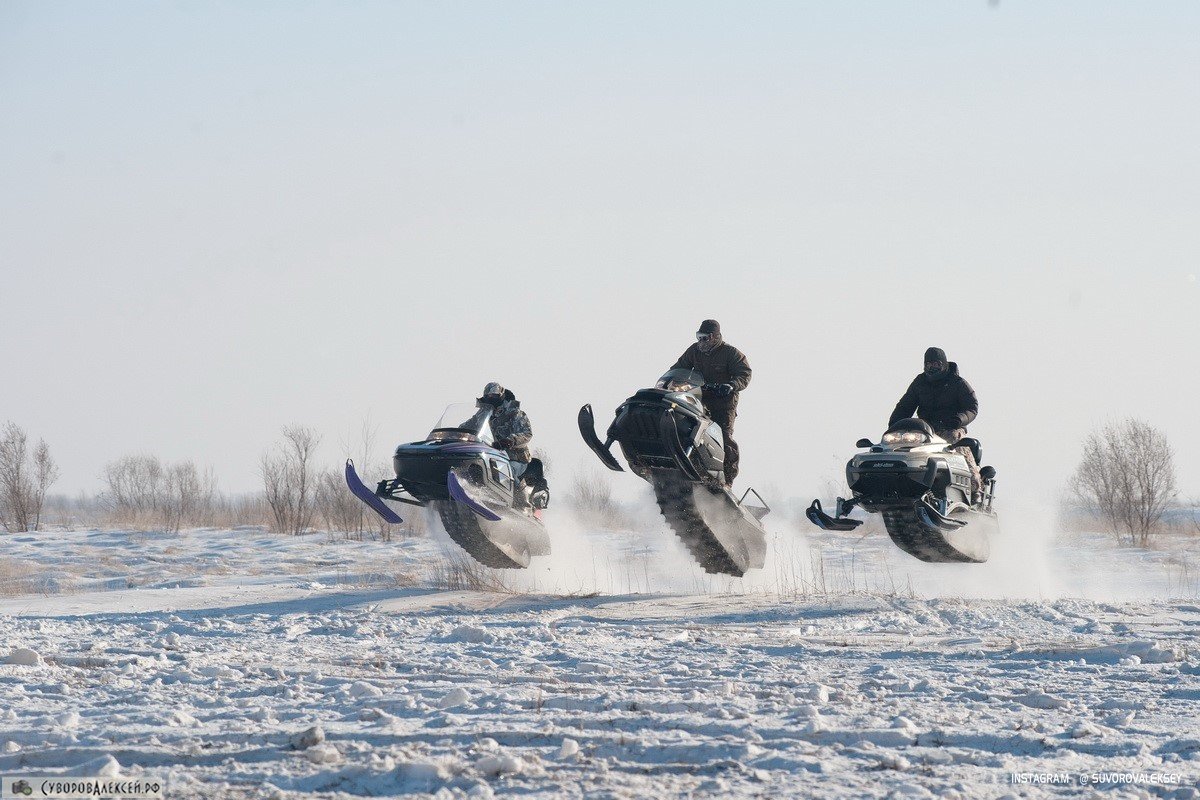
top-left (345, 402), bottom-right (551, 569)
top-left (578, 368), bottom-right (769, 577)
top-left (805, 418), bottom-right (998, 563)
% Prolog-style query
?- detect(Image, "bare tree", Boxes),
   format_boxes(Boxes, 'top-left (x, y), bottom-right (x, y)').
top-left (31, 439), bottom-right (59, 531)
top-left (101, 455), bottom-right (166, 520)
top-left (261, 426), bottom-right (321, 535)
top-left (316, 468), bottom-right (366, 537)
top-left (162, 461), bottom-right (218, 532)
top-left (0, 423), bottom-right (60, 532)
top-left (1071, 418), bottom-right (1177, 547)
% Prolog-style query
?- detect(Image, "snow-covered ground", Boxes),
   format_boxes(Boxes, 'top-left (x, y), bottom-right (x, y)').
top-left (1, 516), bottom-right (1198, 798)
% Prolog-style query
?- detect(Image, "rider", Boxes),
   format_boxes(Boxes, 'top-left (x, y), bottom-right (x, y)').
top-left (478, 382), bottom-right (550, 509)
top-left (670, 320), bottom-right (752, 487)
top-left (888, 347), bottom-right (982, 503)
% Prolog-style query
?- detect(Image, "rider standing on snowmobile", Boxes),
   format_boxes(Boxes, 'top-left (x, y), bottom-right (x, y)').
top-left (670, 320), bottom-right (752, 487)
top-left (888, 347), bottom-right (983, 502)
top-left (478, 382), bottom-right (550, 508)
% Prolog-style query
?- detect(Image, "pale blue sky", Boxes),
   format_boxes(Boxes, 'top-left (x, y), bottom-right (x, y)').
top-left (2, 2), bottom-right (1198, 502)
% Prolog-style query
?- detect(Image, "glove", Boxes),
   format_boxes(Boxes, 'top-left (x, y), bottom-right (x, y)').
top-left (707, 383), bottom-right (734, 398)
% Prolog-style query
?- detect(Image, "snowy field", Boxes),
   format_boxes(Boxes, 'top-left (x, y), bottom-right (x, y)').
top-left (2, 515), bottom-right (1199, 799)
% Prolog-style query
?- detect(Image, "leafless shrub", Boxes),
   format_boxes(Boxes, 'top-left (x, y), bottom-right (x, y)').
top-left (316, 468), bottom-right (365, 536)
top-left (0, 422), bottom-right (60, 532)
top-left (101, 455), bottom-right (217, 531)
top-left (161, 462), bottom-right (218, 532)
top-left (1070, 418), bottom-right (1177, 547)
top-left (101, 455), bottom-right (165, 521)
top-left (427, 553), bottom-right (513, 592)
top-left (566, 467), bottom-right (626, 529)
top-left (261, 425), bottom-right (321, 535)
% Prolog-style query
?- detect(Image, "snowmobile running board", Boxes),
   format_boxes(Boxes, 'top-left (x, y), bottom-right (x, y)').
top-left (577, 405), bottom-right (624, 472)
top-left (344, 460), bottom-right (403, 524)
top-left (447, 472), bottom-right (503, 521)
top-left (806, 499), bottom-right (862, 532)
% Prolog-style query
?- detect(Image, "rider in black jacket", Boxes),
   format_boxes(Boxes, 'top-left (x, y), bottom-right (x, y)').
top-left (889, 347), bottom-right (982, 502)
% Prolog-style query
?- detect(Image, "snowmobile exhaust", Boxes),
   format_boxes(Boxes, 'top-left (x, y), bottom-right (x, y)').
top-left (578, 405), bottom-right (624, 472)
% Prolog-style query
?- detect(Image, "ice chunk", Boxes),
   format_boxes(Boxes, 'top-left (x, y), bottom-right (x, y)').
top-left (476, 753), bottom-right (524, 776)
top-left (449, 625), bottom-right (495, 644)
top-left (557, 738), bottom-right (579, 759)
top-left (289, 724), bottom-right (325, 750)
top-left (350, 681), bottom-right (383, 698)
top-left (305, 743), bottom-right (341, 764)
top-left (439, 687), bottom-right (471, 709)
top-left (5, 648), bottom-right (42, 667)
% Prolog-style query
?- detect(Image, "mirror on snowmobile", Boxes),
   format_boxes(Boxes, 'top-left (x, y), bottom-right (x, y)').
top-left (855, 438), bottom-right (873, 448)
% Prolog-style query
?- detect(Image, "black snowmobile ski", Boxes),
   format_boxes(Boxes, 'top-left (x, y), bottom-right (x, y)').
top-left (805, 499), bottom-right (861, 532)
top-left (579, 368), bottom-right (768, 577)
top-left (577, 405), bottom-right (623, 472)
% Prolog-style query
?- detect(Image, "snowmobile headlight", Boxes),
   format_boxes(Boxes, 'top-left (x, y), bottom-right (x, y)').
top-left (883, 431), bottom-right (929, 445)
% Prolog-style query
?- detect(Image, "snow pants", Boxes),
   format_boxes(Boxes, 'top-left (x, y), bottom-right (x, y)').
top-left (934, 427), bottom-right (982, 501)
top-left (709, 407), bottom-right (739, 485)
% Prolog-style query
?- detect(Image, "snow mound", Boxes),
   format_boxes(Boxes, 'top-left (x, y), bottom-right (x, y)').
top-left (438, 687), bottom-right (471, 709)
top-left (4, 648), bottom-right (42, 666)
top-left (289, 725), bottom-right (324, 750)
top-left (448, 625), bottom-right (494, 644)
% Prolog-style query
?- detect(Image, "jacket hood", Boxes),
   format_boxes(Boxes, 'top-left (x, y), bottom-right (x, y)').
top-left (478, 388), bottom-right (518, 408)
top-left (921, 361), bottom-right (959, 382)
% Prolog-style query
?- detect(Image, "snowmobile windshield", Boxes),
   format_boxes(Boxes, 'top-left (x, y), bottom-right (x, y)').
top-left (429, 403), bottom-right (495, 445)
top-left (655, 368), bottom-right (706, 396)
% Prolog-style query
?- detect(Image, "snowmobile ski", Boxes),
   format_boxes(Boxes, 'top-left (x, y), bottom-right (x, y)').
top-left (344, 459), bottom-right (403, 524)
top-left (577, 405), bottom-right (623, 472)
top-left (805, 499), bottom-right (862, 532)
top-left (447, 471), bottom-right (503, 521)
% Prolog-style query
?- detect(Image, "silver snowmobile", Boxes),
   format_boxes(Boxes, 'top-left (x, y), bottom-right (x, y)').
top-left (805, 418), bottom-right (998, 563)
top-left (345, 403), bottom-right (551, 569)
top-left (579, 368), bottom-right (769, 577)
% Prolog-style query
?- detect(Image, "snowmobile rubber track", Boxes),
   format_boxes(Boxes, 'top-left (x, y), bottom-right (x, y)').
top-left (651, 473), bottom-right (760, 577)
top-left (882, 507), bottom-right (990, 564)
top-left (435, 502), bottom-right (528, 570)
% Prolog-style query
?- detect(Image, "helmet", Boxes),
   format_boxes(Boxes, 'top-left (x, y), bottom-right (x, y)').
top-left (481, 382), bottom-right (505, 406)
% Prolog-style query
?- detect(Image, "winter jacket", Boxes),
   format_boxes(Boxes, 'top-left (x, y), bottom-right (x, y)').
top-left (671, 342), bottom-right (752, 411)
top-left (888, 362), bottom-right (978, 431)
top-left (483, 390), bottom-right (533, 462)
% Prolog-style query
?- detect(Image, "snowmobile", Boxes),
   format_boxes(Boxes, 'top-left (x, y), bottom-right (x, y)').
top-left (805, 418), bottom-right (998, 563)
top-left (578, 368), bottom-right (769, 577)
top-left (345, 403), bottom-right (551, 569)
